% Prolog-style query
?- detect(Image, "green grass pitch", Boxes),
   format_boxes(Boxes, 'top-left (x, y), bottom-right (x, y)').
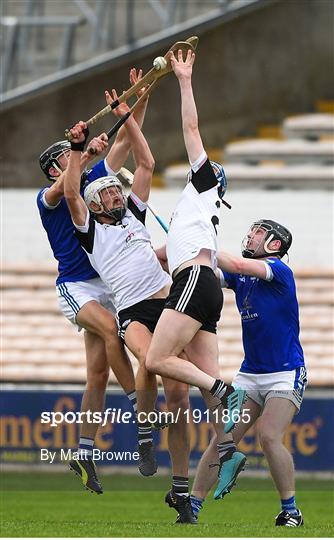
top-left (1, 472), bottom-right (333, 537)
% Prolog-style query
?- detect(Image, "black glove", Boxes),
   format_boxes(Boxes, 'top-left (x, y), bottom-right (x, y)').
top-left (70, 127), bottom-right (89, 151)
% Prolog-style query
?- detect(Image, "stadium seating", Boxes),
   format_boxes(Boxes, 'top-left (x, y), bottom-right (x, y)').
top-left (1, 263), bottom-right (333, 387)
top-left (223, 139), bottom-right (333, 165)
top-left (164, 162), bottom-right (334, 189)
top-left (164, 110), bottom-right (334, 189)
top-left (1, 106), bottom-right (333, 388)
top-left (282, 114), bottom-right (334, 140)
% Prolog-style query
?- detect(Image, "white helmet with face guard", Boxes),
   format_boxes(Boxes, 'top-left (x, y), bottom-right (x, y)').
top-left (84, 176), bottom-right (127, 222)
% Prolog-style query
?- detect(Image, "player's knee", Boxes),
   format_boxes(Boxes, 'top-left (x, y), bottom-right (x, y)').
top-left (145, 349), bottom-right (159, 373)
top-left (96, 312), bottom-right (118, 340)
top-left (258, 425), bottom-right (279, 450)
top-left (102, 324), bottom-right (119, 343)
top-left (87, 366), bottom-right (109, 391)
top-left (166, 391), bottom-right (189, 413)
top-left (103, 331), bottom-right (124, 357)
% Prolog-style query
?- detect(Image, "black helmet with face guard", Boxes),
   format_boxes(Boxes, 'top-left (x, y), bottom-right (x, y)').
top-left (242, 219), bottom-right (292, 259)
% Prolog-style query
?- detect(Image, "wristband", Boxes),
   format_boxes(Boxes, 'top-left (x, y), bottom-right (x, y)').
top-left (70, 127), bottom-right (89, 152)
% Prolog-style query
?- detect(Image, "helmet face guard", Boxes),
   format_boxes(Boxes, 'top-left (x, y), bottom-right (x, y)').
top-left (210, 161), bottom-right (227, 201)
top-left (84, 176), bottom-right (127, 222)
top-left (242, 219), bottom-right (292, 259)
top-left (39, 140), bottom-right (71, 181)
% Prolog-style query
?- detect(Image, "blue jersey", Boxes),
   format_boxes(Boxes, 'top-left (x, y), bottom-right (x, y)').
top-left (223, 258), bottom-right (304, 374)
top-left (37, 159), bottom-right (110, 285)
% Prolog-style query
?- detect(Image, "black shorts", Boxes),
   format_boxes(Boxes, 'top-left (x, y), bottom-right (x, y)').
top-left (164, 265), bottom-right (223, 334)
top-left (117, 298), bottom-right (166, 341)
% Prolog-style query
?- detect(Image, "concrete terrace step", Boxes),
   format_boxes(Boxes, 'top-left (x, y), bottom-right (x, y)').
top-left (282, 114), bottom-right (334, 140)
top-left (223, 139), bottom-right (334, 165)
top-left (163, 163), bottom-right (334, 190)
top-left (1, 264), bottom-right (333, 386)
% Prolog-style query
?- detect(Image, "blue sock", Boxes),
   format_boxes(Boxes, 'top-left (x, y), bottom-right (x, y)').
top-left (190, 495), bottom-right (204, 517)
top-left (127, 390), bottom-right (137, 413)
top-left (281, 496), bottom-right (298, 515)
top-left (78, 437), bottom-right (94, 458)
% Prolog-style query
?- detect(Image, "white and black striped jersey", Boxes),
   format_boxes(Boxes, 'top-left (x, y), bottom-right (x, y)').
top-left (73, 192), bottom-right (171, 313)
top-left (166, 152), bottom-right (221, 276)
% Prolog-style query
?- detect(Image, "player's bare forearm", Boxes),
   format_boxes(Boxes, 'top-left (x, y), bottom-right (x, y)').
top-left (64, 151), bottom-right (88, 226)
top-left (171, 49), bottom-right (204, 164)
top-left (104, 81), bottom-right (148, 172)
top-left (125, 115), bottom-right (153, 166)
top-left (110, 89), bottom-right (154, 201)
top-left (106, 99), bottom-right (148, 172)
top-left (127, 118), bottom-right (155, 202)
top-left (217, 251), bottom-right (268, 279)
top-left (133, 94), bottom-right (149, 129)
top-left (80, 151), bottom-right (98, 170)
top-left (217, 251), bottom-right (242, 274)
top-left (106, 131), bottom-right (131, 173)
top-left (44, 172), bottom-right (66, 206)
top-left (178, 76), bottom-right (204, 165)
top-left (44, 156), bottom-right (90, 207)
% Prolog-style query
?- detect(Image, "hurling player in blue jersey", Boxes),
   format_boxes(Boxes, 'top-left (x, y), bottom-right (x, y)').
top-left (189, 219), bottom-right (306, 527)
top-left (37, 69), bottom-right (150, 494)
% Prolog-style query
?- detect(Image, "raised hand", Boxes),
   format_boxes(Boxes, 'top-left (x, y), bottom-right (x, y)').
top-left (69, 121), bottom-right (89, 151)
top-left (105, 89), bottom-right (130, 117)
top-left (169, 48), bottom-right (195, 81)
top-left (130, 67), bottom-right (149, 98)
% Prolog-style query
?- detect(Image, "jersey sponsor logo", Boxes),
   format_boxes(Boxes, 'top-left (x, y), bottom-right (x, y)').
top-left (240, 310), bottom-right (259, 321)
top-left (239, 276), bottom-right (246, 282)
top-left (120, 237), bottom-right (151, 254)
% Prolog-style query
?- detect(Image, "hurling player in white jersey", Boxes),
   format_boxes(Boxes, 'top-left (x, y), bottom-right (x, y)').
top-left (64, 96), bottom-right (194, 523)
top-left (146, 49), bottom-right (247, 505)
top-left (37, 70), bottom-right (151, 494)
top-left (190, 221), bottom-right (306, 527)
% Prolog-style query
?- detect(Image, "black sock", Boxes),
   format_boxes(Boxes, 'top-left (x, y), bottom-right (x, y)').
top-left (172, 475), bottom-right (189, 497)
top-left (210, 379), bottom-right (227, 399)
top-left (138, 421), bottom-right (153, 445)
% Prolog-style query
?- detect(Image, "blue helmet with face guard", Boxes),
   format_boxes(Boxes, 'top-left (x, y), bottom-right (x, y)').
top-left (210, 161), bottom-right (227, 200)
top-left (210, 160), bottom-right (231, 209)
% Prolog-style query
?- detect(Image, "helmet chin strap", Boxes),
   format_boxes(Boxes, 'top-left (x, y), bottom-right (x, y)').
top-left (263, 233), bottom-right (280, 255)
top-left (243, 233), bottom-right (278, 259)
top-left (51, 161), bottom-right (63, 176)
